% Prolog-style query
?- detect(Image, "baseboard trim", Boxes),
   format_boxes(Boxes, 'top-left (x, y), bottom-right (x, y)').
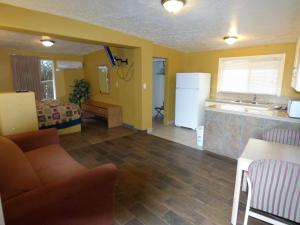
top-left (122, 123), bottom-right (138, 131)
top-left (147, 128), bottom-right (153, 133)
top-left (168, 120), bottom-right (175, 125)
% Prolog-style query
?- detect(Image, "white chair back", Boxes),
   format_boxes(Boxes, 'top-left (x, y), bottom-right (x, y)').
top-left (245, 160), bottom-right (300, 224)
top-left (262, 128), bottom-right (300, 146)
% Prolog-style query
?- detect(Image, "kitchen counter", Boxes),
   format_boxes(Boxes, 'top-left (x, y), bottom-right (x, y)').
top-left (206, 103), bottom-right (300, 123)
top-left (203, 102), bottom-right (300, 159)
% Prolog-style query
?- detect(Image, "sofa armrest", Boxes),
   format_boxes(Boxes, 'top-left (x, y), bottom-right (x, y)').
top-left (5, 128), bottom-right (59, 152)
top-left (3, 163), bottom-right (118, 225)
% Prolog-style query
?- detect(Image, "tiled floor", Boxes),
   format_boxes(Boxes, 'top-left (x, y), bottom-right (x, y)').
top-left (149, 119), bottom-right (202, 150)
top-left (63, 128), bottom-right (272, 225)
top-left (60, 118), bottom-right (136, 151)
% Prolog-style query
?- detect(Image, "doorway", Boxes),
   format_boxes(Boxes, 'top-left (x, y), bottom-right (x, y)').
top-left (152, 57), bottom-right (166, 125)
top-left (150, 57), bottom-right (202, 150)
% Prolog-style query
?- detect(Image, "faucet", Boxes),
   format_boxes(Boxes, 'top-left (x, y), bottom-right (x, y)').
top-left (252, 94), bottom-right (257, 103)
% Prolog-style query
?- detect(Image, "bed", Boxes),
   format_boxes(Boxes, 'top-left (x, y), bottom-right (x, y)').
top-left (36, 100), bottom-right (81, 135)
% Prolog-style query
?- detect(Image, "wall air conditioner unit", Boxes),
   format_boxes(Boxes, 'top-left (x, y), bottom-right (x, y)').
top-left (56, 60), bottom-right (83, 70)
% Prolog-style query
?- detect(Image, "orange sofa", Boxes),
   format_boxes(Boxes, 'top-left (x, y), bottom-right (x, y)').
top-left (0, 129), bottom-right (117, 225)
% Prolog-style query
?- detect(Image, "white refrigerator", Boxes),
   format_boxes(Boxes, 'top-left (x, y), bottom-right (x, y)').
top-left (175, 73), bottom-right (211, 129)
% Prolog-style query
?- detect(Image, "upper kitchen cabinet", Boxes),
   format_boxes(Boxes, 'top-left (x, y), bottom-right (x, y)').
top-left (291, 37), bottom-right (300, 91)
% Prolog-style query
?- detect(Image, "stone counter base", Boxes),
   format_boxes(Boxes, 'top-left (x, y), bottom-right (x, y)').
top-left (204, 110), bottom-right (300, 159)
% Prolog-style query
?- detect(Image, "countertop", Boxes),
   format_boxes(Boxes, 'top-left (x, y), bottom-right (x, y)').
top-left (205, 102), bottom-right (300, 123)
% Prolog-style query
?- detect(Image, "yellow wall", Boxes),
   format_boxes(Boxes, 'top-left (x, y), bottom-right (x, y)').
top-left (184, 43), bottom-right (299, 98)
top-left (0, 48), bottom-right (13, 92)
top-left (0, 47), bottom-right (84, 102)
top-left (84, 47), bottom-right (140, 126)
top-left (151, 43), bottom-right (298, 122)
top-left (0, 3), bottom-right (298, 130)
top-left (56, 69), bottom-right (85, 102)
top-left (83, 44), bottom-right (185, 126)
top-left (0, 92), bottom-right (38, 135)
top-left (152, 44), bottom-right (185, 124)
top-left (0, 3), bottom-right (153, 130)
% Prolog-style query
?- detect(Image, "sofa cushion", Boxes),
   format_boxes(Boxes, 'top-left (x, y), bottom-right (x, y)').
top-left (0, 136), bottom-right (40, 201)
top-left (25, 144), bottom-right (87, 185)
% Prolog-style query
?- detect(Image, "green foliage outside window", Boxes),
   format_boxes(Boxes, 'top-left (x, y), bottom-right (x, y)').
top-left (40, 60), bottom-right (55, 99)
top-left (40, 60), bottom-right (53, 81)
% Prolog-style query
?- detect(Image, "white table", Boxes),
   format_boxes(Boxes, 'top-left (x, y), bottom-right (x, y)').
top-left (231, 138), bottom-right (300, 225)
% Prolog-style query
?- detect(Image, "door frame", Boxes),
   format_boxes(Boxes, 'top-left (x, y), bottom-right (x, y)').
top-left (152, 57), bottom-right (168, 125)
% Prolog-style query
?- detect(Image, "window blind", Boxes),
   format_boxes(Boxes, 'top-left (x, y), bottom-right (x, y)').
top-left (218, 54), bottom-right (285, 95)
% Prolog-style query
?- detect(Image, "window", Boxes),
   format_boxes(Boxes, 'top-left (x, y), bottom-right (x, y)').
top-left (217, 54), bottom-right (285, 95)
top-left (40, 60), bottom-right (56, 100)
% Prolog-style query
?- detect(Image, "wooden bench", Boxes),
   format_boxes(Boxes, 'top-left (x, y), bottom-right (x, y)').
top-left (81, 101), bottom-right (122, 128)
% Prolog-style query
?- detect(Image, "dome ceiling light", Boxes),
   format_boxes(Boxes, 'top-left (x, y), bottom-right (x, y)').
top-left (41, 39), bottom-right (55, 47)
top-left (223, 36), bottom-right (238, 45)
top-left (161, 0), bottom-right (185, 13)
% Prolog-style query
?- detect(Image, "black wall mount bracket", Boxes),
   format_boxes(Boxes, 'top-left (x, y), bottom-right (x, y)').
top-left (114, 56), bottom-right (128, 65)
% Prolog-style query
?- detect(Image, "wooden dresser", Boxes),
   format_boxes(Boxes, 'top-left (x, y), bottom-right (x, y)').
top-left (81, 101), bottom-right (122, 128)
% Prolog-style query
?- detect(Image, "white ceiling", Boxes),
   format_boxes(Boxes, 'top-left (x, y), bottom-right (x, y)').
top-left (1, 0), bottom-right (300, 52)
top-left (0, 30), bottom-right (103, 55)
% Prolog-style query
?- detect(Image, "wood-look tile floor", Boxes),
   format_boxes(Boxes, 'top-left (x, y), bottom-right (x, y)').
top-left (60, 118), bottom-right (136, 151)
top-left (62, 129), bottom-right (269, 225)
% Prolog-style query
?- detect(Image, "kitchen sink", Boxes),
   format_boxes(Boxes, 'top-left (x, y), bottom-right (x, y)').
top-left (232, 100), bottom-right (258, 104)
top-left (220, 104), bottom-right (269, 112)
top-left (230, 100), bottom-right (268, 107)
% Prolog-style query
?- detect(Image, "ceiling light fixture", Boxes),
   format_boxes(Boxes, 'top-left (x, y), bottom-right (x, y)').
top-left (223, 36), bottom-right (238, 45)
top-left (161, 0), bottom-right (185, 13)
top-left (41, 39), bottom-right (55, 47)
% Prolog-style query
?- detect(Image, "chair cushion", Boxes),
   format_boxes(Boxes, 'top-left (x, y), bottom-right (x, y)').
top-left (0, 136), bottom-right (40, 201)
top-left (25, 144), bottom-right (87, 185)
top-left (262, 128), bottom-right (300, 146)
top-left (248, 160), bottom-right (300, 223)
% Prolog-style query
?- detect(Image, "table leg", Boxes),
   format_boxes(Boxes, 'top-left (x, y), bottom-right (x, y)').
top-left (242, 171), bottom-right (247, 192)
top-left (231, 160), bottom-right (243, 225)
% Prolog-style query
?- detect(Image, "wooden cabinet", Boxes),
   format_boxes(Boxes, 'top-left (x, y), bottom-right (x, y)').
top-left (291, 37), bottom-right (300, 92)
top-left (81, 101), bottom-right (122, 128)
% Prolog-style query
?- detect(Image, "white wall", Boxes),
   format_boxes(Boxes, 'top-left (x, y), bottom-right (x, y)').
top-left (152, 59), bottom-right (165, 117)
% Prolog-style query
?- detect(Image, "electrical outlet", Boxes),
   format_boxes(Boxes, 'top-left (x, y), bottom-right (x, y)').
top-left (143, 83), bottom-right (147, 90)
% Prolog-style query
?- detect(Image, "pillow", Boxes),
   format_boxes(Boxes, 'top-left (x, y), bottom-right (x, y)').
top-left (0, 136), bottom-right (40, 201)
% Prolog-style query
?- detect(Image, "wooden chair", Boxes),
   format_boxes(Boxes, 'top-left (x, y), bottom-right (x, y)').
top-left (262, 128), bottom-right (300, 146)
top-left (244, 160), bottom-right (300, 225)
